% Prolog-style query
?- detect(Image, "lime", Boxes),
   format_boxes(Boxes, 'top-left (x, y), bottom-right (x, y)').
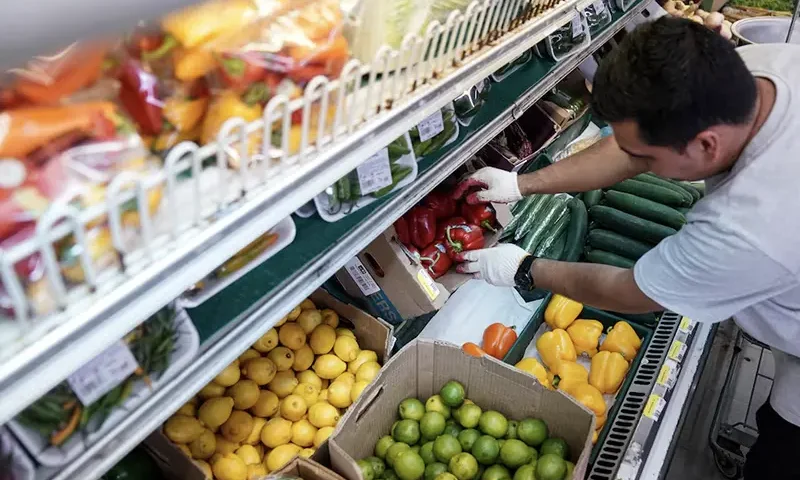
top-left (376, 436), bottom-right (397, 459)
top-left (426, 396), bottom-right (452, 419)
top-left (433, 434), bottom-right (462, 463)
top-left (385, 470), bottom-right (400, 480)
top-left (505, 421), bottom-right (518, 440)
top-left (366, 456), bottom-right (386, 479)
top-left (395, 451), bottom-right (426, 480)
top-left (481, 464), bottom-right (511, 480)
top-left (471, 435), bottom-right (499, 465)
top-left (528, 447), bottom-right (539, 465)
top-left (458, 429), bottom-right (481, 452)
top-left (393, 420), bottom-right (421, 445)
top-left (512, 464), bottom-right (536, 480)
top-left (421, 412), bottom-right (447, 440)
top-left (425, 463), bottom-right (448, 480)
top-left (478, 411), bottom-right (508, 439)
top-left (475, 464), bottom-right (485, 480)
top-left (358, 459), bottom-right (376, 480)
top-left (499, 439), bottom-right (532, 469)
top-left (443, 421), bottom-right (463, 437)
top-left (439, 381), bottom-right (465, 408)
top-left (535, 454), bottom-right (566, 480)
top-left (412, 446), bottom-right (421, 454)
top-left (539, 438), bottom-right (569, 460)
top-left (448, 453), bottom-right (478, 480)
top-left (435, 473), bottom-right (458, 480)
top-left (517, 419), bottom-right (548, 448)
top-left (387, 443), bottom-right (411, 467)
top-left (400, 398), bottom-right (427, 421)
top-left (565, 461), bottom-right (574, 480)
top-left (420, 442), bottom-right (436, 465)
top-left (456, 403), bottom-right (482, 429)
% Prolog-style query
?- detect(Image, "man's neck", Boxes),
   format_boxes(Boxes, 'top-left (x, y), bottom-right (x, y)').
top-left (729, 78), bottom-right (776, 165)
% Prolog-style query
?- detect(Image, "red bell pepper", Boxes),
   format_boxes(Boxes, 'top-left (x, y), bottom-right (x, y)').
top-left (445, 224), bottom-right (485, 258)
top-left (218, 53), bottom-right (267, 91)
top-left (394, 216), bottom-right (411, 247)
top-left (408, 206), bottom-right (437, 249)
top-left (117, 59), bottom-right (163, 136)
top-left (435, 216), bottom-right (466, 241)
top-left (424, 191), bottom-right (457, 219)
top-left (419, 242), bottom-right (452, 279)
top-left (461, 203), bottom-right (498, 232)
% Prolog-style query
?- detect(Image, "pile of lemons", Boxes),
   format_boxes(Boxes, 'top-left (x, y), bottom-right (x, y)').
top-left (162, 298), bottom-right (383, 480)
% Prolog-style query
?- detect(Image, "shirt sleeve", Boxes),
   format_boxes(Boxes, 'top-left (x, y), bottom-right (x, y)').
top-left (633, 221), bottom-right (799, 323)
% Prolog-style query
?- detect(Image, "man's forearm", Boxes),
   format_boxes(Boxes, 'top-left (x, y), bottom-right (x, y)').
top-left (531, 258), bottom-right (662, 314)
top-left (517, 135), bottom-right (649, 195)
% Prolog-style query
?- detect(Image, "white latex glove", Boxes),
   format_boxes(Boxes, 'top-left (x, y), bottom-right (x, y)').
top-left (453, 167), bottom-right (523, 204)
top-left (455, 243), bottom-right (529, 287)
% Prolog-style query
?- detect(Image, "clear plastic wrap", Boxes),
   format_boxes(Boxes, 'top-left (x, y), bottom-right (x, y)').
top-left (409, 102), bottom-right (459, 159)
top-left (584, 0), bottom-right (613, 35)
top-left (345, 0), bottom-right (433, 62)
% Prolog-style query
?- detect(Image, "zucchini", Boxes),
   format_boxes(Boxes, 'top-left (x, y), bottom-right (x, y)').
top-left (521, 197), bottom-right (568, 253)
top-left (582, 189), bottom-right (603, 208)
top-left (669, 180), bottom-right (701, 203)
top-left (563, 198), bottom-right (588, 262)
top-left (514, 195), bottom-right (554, 241)
top-left (587, 228), bottom-right (652, 260)
top-left (634, 174), bottom-right (694, 205)
top-left (603, 190), bottom-right (686, 230)
top-left (585, 249), bottom-right (636, 268)
top-left (608, 179), bottom-right (689, 207)
top-left (534, 212), bottom-right (570, 257)
top-left (589, 205), bottom-right (677, 244)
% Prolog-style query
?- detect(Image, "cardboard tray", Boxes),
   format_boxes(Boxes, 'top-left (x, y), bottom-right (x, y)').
top-left (275, 456), bottom-right (350, 480)
top-left (329, 339), bottom-right (595, 480)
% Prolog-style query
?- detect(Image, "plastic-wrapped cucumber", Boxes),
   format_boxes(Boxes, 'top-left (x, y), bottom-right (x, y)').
top-left (534, 212), bottom-right (570, 257)
top-left (521, 196), bottom-right (568, 253)
top-left (514, 195), bottom-right (554, 241)
top-left (502, 195), bottom-right (539, 241)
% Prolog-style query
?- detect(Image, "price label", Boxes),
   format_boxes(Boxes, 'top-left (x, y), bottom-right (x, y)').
top-left (345, 257), bottom-right (381, 296)
top-left (417, 110), bottom-right (445, 142)
top-left (68, 341), bottom-right (139, 406)
top-left (571, 16), bottom-right (584, 36)
top-left (356, 148), bottom-right (393, 195)
top-left (668, 340), bottom-right (687, 362)
top-left (416, 269), bottom-right (441, 301)
top-left (657, 359), bottom-right (680, 390)
top-left (592, 0), bottom-right (606, 12)
top-left (643, 394), bottom-right (666, 421)
top-left (679, 316), bottom-right (696, 334)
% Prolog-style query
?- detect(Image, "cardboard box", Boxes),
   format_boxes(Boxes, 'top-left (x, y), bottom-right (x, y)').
top-left (275, 456), bottom-right (349, 480)
top-left (329, 340), bottom-right (595, 480)
top-left (144, 431), bottom-right (206, 480)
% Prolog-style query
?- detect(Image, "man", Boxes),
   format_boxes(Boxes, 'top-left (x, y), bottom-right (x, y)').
top-left (454, 16), bottom-right (800, 479)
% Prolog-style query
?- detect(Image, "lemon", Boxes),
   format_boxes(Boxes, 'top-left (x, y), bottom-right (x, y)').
top-left (268, 370), bottom-right (299, 398)
top-left (292, 345), bottom-right (315, 372)
top-left (244, 417), bottom-right (266, 445)
top-left (319, 389), bottom-right (328, 402)
top-left (336, 328), bottom-right (356, 338)
top-left (279, 323), bottom-right (307, 350)
top-left (351, 380), bottom-right (370, 403)
top-left (195, 459), bottom-right (213, 478)
top-left (177, 401), bottom-right (196, 416)
top-left (164, 415), bottom-right (205, 443)
top-left (190, 429), bottom-right (216, 460)
top-left (227, 380), bottom-right (260, 410)
top-left (178, 444), bottom-right (192, 457)
top-left (266, 444), bottom-right (302, 471)
top-left (308, 402), bottom-right (341, 428)
top-left (214, 361), bottom-right (241, 387)
top-left (333, 336), bottom-right (360, 362)
top-left (309, 324), bottom-right (336, 355)
top-left (199, 382), bottom-right (226, 400)
top-left (297, 310), bottom-right (323, 334)
top-left (294, 383), bottom-right (320, 406)
top-left (313, 354), bottom-right (347, 379)
top-left (267, 347), bottom-right (295, 372)
top-left (327, 381), bottom-right (353, 409)
top-left (280, 394), bottom-right (308, 422)
top-left (287, 306), bottom-right (302, 321)
top-left (296, 370), bottom-right (323, 390)
top-left (215, 434), bottom-right (240, 455)
top-left (260, 417), bottom-right (292, 448)
top-left (300, 299), bottom-right (316, 310)
top-left (335, 372), bottom-right (356, 386)
top-left (250, 390), bottom-right (280, 417)
top-left (291, 418), bottom-right (318, 447)
top-left (299, 448), bottom-right (316, 458)
top-left (212, 453), bottom-right (248, 480)
top-left (349, 350), bottom-right (379, 374)
top-left (320, 309), bottom-right (339, 328)
top-left (253, 329), bottom-right (278, 353)
top-left (247, 464), bottom-right (267, 479)
top-left (198, 397), bottom-right (234, 429)
top-left (242, 358), bottom-right (277, 385)
top-left (356, 361), bottom-right (381, 383)
top-left (314, 426), bottom-right (335, 448)
top-left (238, 349), bottom-right (261, 363)
top-left (321, 379), bottom-right (329, 389)
top-left (222, 411), bottom-right (254, 443)
top-left (235, 445), bottom-right (262, 465)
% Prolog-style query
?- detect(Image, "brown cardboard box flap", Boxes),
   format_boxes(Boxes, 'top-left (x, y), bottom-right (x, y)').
top-left (143, 431), bottom-right (207, 480)
top-left (330, 340), bottom-right (594, 480)
top-left (272, 456), bottom-right (349, 480)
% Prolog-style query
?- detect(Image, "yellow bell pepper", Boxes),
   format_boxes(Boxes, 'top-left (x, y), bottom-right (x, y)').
top-left (544, 294), bottom-right (583, 330)
top-left (551, 360), bottom-right (588, 392)
top-left (162, 0), bottom-right (258, 49)
top-left (561, 381), bottom-right (606, 418)
top-left (566, 319), bottom-right (603, 357)
top-left (201, 90), bottom-right (263, 146)
top-left (596, 412), bottom-right (607, 430)
top-left (600, 321), bottom-right (642, 360)
top-left (173, 48), bottom-right (217, 82)
top-left (536, 329), bottom-right (576, 369)
top-left (163, 97), bottom-right (208, 132)
top-left (515, 357), bottom-right (553, 389)
top-left (589, 351), bottom-right (629, 394)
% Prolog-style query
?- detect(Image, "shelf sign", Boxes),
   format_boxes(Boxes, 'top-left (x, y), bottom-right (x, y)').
top-left (68, 341), bottom-right (138, 406)
top-left (643, 394), bottom-right (666, 421)
top-left (417, 111), bottom-right (445, 142)
top-left (571, 15), bottom-right (584, 36)
top-left (679, 316), bottom-right (695, 334)
top-left (357, 148), bottom-right (393, 195)
top-left (668, 340), bottom-right (687, 363)
top-left (344, 257), bottom-right (381, 296)
top-left (657, 359), bottom-right (680, 391)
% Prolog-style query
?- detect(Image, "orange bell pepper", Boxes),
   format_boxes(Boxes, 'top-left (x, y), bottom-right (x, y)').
top-left (482, 323), bottom-right (517, 359)
top-left (462, 342), bottom-right (486, 357)
top-left (13, 48), bottom-right (105, 105)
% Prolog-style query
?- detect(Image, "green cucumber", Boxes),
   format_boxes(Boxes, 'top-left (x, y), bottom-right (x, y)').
top-left (546, 228), bottom-right (568, 260)
top-left (634, 174), bottom-right (694, 205)
top-left (501, 196), bottom-right (537, 241)
top-left (534, 211), bottom-right (570, 257)
top-left (521, 197), bottom-right (568, 253)
top-left (589, 205), bottom-right (677, 244)
top-left (603, 190), bottom-right (686, 230)
top-left (669, 180), bottom-right (701, 203)
top-left (585, 249), bottom-right (636, 268)
top-left (563, 197), bottom-right (588, 262)
top-left (582, 189), bottom-right (603, 208)
top-left (677, 207), bottom-right (691, 215)
top-left (514, 195), bottom-right (554, 241)
top-left (692, 182), bottom-right (706, 197)
top-left (511, 195), bottom-right (536, 216)
top-left (587, 228), bottom-right (652, 260)
top-left (608, 179), bottom-right (689, 207)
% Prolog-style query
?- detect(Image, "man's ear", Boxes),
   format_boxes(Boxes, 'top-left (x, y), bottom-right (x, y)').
top-left (690, 130), bottom-right (722, 163)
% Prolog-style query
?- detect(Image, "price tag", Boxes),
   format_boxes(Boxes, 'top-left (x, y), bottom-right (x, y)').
top-left (416, 269), bottom-right (441, 301)
top-left (668, 340), bottom-right (687, 362)
top-left (417, 110), bottom-right (445, 142)
top-left (68, 341), bottom-right (139, 406)
top-left (657, 359), bottom-right (680, 390)
top-left (356, 148), bottom-right (393, 195)
top-left (679, 316), bottom-right (695, 334)
top-left (592, 0), bottom-right (606, 12)
top-left (345, 257), bottom-right (381, 296)
top-left (571, 16), bottom-right (584, 36)
top-left (643, 394), bottom-right (666, 421)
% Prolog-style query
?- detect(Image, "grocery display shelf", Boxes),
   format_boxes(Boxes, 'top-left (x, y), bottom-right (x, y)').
top-left (31, 5), bottom-right (651, 479)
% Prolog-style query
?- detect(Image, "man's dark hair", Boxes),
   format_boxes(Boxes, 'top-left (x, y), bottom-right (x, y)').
top-left (592, 16), bottom-right (757, 149)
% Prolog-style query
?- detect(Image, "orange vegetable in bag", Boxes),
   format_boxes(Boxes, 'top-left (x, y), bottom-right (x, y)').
top-left (482, 323), bottom-right (517, 359)
top-left (13, 48), bottom-right (106, 105)
top-left (287, 35), bottom-right (349, 64)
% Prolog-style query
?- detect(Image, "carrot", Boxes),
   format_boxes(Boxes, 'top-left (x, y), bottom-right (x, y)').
top-left (14, 49), bottom-right (105, 105)
top-left (51, 405), bottom-right (81, 446)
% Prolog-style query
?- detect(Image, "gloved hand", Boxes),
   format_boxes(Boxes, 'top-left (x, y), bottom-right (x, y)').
top-left (455, 243), bottom-right (529, 287)
top-left (452, 167), bottom-right (523, 204)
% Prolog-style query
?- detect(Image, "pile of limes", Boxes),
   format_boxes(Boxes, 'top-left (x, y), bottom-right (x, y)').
top-left (358, 380), bottom-right (574, 480)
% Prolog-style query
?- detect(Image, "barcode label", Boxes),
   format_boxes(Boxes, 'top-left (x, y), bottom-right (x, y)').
top-left (356, 148), bottom-right (393, 195)
top-left (668, 340), bottom-right (687, 362)
top-left (416, 268), bottom-right (440, 301)
top-left (643, 394), bottom-right (666, 421)
top-left (345, 257), bottom-right (381, 296)
top-left (592, 0), bottom-right (606, 12)
top-left (417, 111), bottom-right (445, 142)
top-left (679, 316), bottom-right (695, 334)
top-left (68, 341), bottom-right (139, 406)
top-left (571, 16), bottom-right (583, 36)
top-left (657, 359), bottom-right (680, 390)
